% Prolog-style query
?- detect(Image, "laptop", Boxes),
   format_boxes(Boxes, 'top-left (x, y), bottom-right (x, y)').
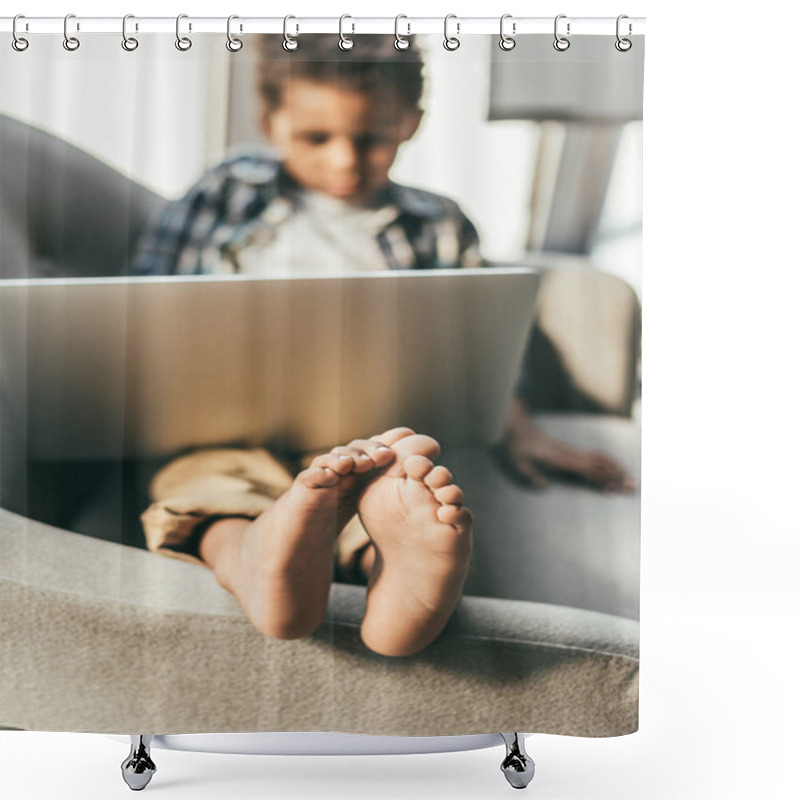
top-left (0, 267), bottom-right (539, 459)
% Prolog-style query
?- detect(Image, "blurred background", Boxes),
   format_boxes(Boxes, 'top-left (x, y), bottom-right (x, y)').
top-left (0, 32), bottom-right (642, 293)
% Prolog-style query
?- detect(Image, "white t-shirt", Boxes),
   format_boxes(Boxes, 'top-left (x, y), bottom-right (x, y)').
top-left (234, 187), bottom-right (401, 276)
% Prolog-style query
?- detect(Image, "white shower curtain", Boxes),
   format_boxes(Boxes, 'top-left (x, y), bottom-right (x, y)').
top-left (1, 18), bottom-right (643, 742)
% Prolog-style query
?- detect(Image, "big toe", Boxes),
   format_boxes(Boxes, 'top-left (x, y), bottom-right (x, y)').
top-left (390, 433), bottom-right (441, 466)
top-left (371, 427), bottom-right (417, 447)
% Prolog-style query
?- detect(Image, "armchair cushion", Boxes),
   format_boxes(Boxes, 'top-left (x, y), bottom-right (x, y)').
top-left (0, 508), bottom-right (638, 737)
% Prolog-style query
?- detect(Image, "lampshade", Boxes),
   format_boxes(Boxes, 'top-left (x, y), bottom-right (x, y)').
top-left (489, 35), bottom-right (644, 122)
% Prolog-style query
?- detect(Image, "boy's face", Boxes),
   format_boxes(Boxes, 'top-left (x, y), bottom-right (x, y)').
top-left (261, 78), bottom-right (422, 206)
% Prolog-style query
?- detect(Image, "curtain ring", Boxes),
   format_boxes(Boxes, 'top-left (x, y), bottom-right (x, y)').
top-left (175, 14), bottom-right (192, 51)
top-left (283, 15), bottom-right (298, 51)
top-left (339, 14), bottom-right (355, 50)
top-left (394, 15), bottom-right (410, 50)
top-left (615, 14), bottom-right (632, 51)
top-left (553, 14), bottom-right (571, 51)
top-left (226, 15), bottom-right (243, 52)
top-left (443, 14), bottom-right (460, 51)
top-left (63, 13), bottom-right (80, 51)
top-left (499, 14), bottom-right (515, 51)
top-left (12, 15), bottom-right (29, 52)
top-left (122, 14), bottom-right (139, 51)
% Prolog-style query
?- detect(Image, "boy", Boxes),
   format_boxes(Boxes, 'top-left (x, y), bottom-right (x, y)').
top-left (133, 34), bottom-right (631, 657)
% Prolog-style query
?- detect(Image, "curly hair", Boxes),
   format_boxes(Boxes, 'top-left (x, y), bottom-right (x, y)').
top-left (255, 34), bottom-right (426, 115)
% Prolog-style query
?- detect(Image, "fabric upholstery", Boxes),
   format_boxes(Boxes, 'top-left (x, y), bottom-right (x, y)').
top-left (535, 268), bottom-right (640, 415)
top-left (1, 508), bottom-right (638, 736)
top-left (0, 113), bottom-right (162, 279)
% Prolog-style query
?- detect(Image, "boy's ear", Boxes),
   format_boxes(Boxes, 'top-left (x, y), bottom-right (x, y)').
top-left (400, 108), bottom-right (424, 142)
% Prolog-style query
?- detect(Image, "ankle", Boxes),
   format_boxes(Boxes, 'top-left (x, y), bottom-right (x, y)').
top-left (198, 517), bottom-right (251, 592)
top-left (357, 543), bottom-right (377, 581)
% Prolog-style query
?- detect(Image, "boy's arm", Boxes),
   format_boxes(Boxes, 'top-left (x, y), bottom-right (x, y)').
top-left (500, 325), bottom-right (635, 492)
top-left (453, 208), bottom-right (635, 492)
top-left (455, 208), bottom-right (484, 269)
top-left (131, 159), bottom-right (239, 276)
top-left (497, 395), bottom-right (636, 492)
top-left (130, 152), bottom-right (274, 276)
top-left (131, 186), bottom-right (208, 276)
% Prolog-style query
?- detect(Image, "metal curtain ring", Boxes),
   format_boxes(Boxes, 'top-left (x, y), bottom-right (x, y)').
top-left (12, 14), bottom-right (29, 51)
top-left (499, 14), bottom-right (515, 51)
top-left (339, 14), bottom-right (354, 50)
top-left (226, 15), bottom-right (243, 52)
top-left (554, 14), bottom-right (570, 51)
top-left (443, 14), bottom-right (460, 51)
top-left (122, 14), bottom-right (139, 51)
top-left (615, 14), bottom-right (632, 51)
top-left (63, 13), bottom-right (80, 51)
top-left (283, 15), bottom-right (298, 51)
top-left (394, 15), bottom-right (410, 50)
top-left (339, 14), bottom-right (356, 50)
top-left (175, 14), bottom-right (192, 51)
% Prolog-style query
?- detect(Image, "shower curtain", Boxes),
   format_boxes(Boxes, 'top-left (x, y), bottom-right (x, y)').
top-left (0, 16), bottom-right (644, 738)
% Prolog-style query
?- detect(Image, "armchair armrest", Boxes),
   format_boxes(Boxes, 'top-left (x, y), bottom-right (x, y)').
top-left (1, 508), bottom-right (638, 737)
top-left (522, 265), bottom-right (641, 417)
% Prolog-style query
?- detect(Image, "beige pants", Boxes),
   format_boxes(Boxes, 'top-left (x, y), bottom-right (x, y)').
top-left (140, 446), bottom-right (372, 583)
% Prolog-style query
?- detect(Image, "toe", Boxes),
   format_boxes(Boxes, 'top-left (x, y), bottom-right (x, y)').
top-left (404, 454), bottom-right (436, 481)
top-left (377, 434), bottom-right (441, 478)
top-left (331, 446), bottom-right (379, 473)
top-left (424, 465), bottom-right (453, 489)
top-left (437, 504), bottom-right (473, 530)
top-left (433, 484), bottom-right (464, 506)
top-left (371, 427), bottom-right (416, 447)
top-left (311, 452), bottom-right (356, 476)
top-left (391, 433), bottom-right (441, 463)
top-left (344, 439), bottom-right (395, 468)
top-left (299, 466), bottom-right (341, 488)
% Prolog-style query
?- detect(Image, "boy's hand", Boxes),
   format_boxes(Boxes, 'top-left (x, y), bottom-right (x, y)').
top-left (495, 397), bottom-right (636, 493)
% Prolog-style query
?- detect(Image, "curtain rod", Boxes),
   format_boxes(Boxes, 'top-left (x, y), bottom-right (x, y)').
top-left (1, 16), bottom-right (646, 37)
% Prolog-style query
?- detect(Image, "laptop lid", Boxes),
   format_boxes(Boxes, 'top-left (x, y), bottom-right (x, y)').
top-left (0, 267), bottom-right (539, 459)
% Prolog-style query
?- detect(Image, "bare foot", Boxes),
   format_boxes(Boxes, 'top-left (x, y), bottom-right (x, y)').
top-left (206, 429), bottom-right (415, 640)
top-left (357, 434), bottom-right (473, 657)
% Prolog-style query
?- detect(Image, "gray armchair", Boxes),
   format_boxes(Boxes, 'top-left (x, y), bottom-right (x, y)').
top-left (0, 113), bottom-right (639, 738)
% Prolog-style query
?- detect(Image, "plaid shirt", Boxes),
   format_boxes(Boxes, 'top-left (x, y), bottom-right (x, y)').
top-left (132, 150), bottom-right (484, 275)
